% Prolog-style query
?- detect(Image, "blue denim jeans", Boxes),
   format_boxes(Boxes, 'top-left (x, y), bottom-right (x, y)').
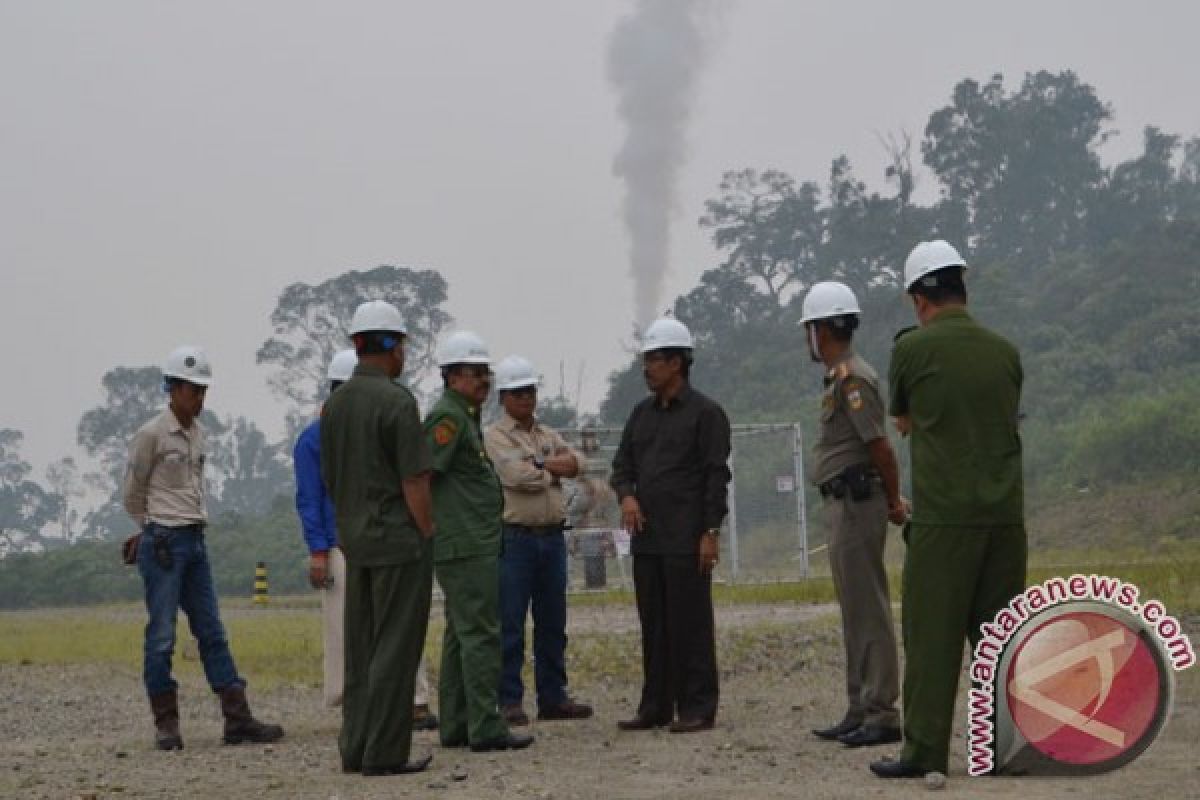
top-left (137, 524), bottom-right (243, 697)
top-left (498, 525), bottom-right (568, 709)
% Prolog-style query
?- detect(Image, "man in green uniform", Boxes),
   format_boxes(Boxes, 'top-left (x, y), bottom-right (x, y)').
top-left (871, 241), bottom-right (1026, 779)
top-left (425, 331), bottom-right (534, 753)
top-left (801, 282), bottom-right (905, 749)
top-left (321, 300), bottom-right (436, 777)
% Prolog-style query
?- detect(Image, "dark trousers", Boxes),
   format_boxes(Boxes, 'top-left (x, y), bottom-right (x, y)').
top-left (498, 525), bottom-right (569, 709)
top-left (340, 541), bottom-right (433, 772)
top-left (436, 554), bottom-right (509, 745)
top-left (137, 525), bottom-right (241, 697)
top-left (900, 524), bottom-right (1026, 773)
top-left (632, 553), bottom-right (719, 722)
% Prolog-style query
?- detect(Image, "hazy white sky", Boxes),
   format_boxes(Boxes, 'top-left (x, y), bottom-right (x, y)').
top-left (3, 0), bottom-right (1199, 471)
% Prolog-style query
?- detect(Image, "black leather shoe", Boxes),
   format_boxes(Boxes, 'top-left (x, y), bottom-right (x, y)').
top-left (440, 737), bottom-right (468, 748)
top-left (869, 758), bottom-right (929, 778)
top-left (469, 732), bottom-right (535, 752)
top-left (668, 716), bottom-right (715, 734)
top-left (812, 715), bottom-right (863, 740)
top-left (839, 725), bottom-right (902, 748)
top-left (361, 754), bottom-right (433, 776)
top-left (617, 713), bottom-right (671, 731)
top-left (412, 705), bottom-right (439, 731)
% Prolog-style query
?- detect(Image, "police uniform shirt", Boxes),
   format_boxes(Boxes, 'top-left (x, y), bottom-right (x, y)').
top-left (888, 307), bottom-right (1023, 526)
top-left (424, 389), bottom-right (504, 562)
top-left (483, 411), bottom-right (584, 527)
top-left (320, 363), bottom-right (431, 566)
top-left (123, 408), bottom-right (207, 527)
top-left (813, 353), bottom-right (887, 484)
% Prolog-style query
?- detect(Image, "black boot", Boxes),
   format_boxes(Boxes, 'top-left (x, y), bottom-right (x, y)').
top-left (149, 690), bottom-right (183, 751)
top-left (218, 685), bottom-right (284, 745)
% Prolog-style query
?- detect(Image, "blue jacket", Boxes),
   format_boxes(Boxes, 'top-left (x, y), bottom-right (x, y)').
top-left (294, 418), bottom-right (337, 554)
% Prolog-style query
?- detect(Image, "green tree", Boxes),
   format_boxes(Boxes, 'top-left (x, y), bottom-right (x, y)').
top-left (923, 71), bottom-right (1112, 268)
top-left (256, 265), bottom-right (452, 436)
top-left (0, 430), bottom-right (60, 554)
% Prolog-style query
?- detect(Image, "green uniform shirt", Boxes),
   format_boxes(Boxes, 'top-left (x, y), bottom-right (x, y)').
top-left (319, 363), bottom-right (431, 566)
top-left (424, 389), bottom-right (503, 563)
top-left (813, 352), bottom-right (887, 484)
top-left (888, 307), bottom-right (1024, 526)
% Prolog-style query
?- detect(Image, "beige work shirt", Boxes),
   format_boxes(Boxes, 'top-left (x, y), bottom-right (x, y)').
top-left (123, 408), bottom-right (208, 527)
top-left (484, 412), bottom-right (582, 526)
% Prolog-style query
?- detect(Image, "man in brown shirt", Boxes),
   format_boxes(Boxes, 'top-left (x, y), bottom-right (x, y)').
top-left (124, 345), bottom-right (282, 752)
top-left (484, 355), bottom-right (593, 726)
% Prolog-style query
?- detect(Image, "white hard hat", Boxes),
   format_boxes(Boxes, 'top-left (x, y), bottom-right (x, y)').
top-left (163, 345), bottom-right (213, 387)
top-left (494, 355), bottom-right (540, 391)
top-left (800, 281), bottom-right (861, 323)
top-left (327, 349), bottom-right (358, 382)
top-left (904, 240), bottom-right (967, 290)
top-left (348, 300), bottom-right (406, 336)
top-left (437, 330), bottom-right (492, 367)
top-left (641, 317), bottom-right (693, 353)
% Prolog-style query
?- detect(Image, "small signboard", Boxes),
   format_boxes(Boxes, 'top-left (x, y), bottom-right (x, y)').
top-left (776, 475), bottom-right (795, 493)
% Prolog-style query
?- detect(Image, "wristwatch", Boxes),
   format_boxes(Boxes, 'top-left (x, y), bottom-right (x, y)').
top-left (705, 528), bottom-right (720, 538)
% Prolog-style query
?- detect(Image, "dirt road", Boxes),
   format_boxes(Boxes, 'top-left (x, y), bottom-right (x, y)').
top-left (1, 602), bottom-right (1195, 799)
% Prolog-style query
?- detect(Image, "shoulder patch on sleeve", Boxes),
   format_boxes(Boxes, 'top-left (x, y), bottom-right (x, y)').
top-left (844, 380), bottom-right (864, 411)
top-left (433, 419), bottom-right (458, 446)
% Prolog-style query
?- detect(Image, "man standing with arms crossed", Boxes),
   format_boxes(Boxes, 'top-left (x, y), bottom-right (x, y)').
top-left (293, 348), bottom-right (437, 728)
top-left (870, 241), bottom-right (1026, 779)
top-left (321, 300), bottom-right (436, 776)
top-left (484, 355), bottom-right (593, 727)
top-left (611, 316), bottom-right (732, 734)
top-left (800, 282), bottom-right (905, 749)
top-left (426, 332), bottom-right (533, 752)
top-left (125, 345), bottom-right (283, 751)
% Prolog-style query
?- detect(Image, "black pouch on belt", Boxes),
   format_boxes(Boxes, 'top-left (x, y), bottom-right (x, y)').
top-left (844, 464), bottom-right (874, 502)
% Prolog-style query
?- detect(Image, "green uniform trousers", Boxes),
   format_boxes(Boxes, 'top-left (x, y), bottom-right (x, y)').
top-left (827, 490), bottom-right (900, 727)
top-left (435, 554), bottom-right (509, 745)
top-left (339, 542), bottom-right (433, 772)
top-left (900, 524), bottom-right (1026, 773)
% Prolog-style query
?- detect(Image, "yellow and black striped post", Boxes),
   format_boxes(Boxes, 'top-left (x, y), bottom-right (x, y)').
top-left (254, 561), bottom-right (268, 605)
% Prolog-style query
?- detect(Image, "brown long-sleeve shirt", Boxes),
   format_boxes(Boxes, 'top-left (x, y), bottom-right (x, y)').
top-left (484, 411), bottom-right (583, 526)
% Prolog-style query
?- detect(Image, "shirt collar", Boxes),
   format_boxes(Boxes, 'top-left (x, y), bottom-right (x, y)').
top-left (165, 407), bottom-right (186, 434)
top-left (824, 350), bottom-right (855, 386)
top-left (928, 306), bottom-right (972, 325)
top-left (352, 363), bottom-right (390, 379)
top-left (656, 384), bottom-right (694, 410)
top-left (444, 388), bottom-right (480, 419)
top-left (499, 410), bottom-right (537, 433)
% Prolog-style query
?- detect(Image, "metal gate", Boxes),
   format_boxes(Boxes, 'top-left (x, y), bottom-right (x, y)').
top-left (558, 423), bottom-right (809, 586)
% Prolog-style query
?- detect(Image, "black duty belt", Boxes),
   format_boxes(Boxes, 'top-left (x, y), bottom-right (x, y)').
top-left (818, 464), bottom-right (880, 499)
top-left (505, 523), bottom-right (564, 536)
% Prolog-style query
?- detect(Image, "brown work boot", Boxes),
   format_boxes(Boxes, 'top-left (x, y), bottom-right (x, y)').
top-left (149, 690), bottom-right (183, 751)
top-left (501, 703), bottom-right (530, 726)
top-left (218, 685), bottom-right (284, 745)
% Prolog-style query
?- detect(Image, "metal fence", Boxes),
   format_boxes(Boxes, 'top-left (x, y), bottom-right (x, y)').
top-left (558, 423), bottom-right (809, 587)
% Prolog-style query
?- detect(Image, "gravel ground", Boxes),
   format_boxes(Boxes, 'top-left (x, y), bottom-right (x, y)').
top-left (1, 603), bottom-right (1196, 800)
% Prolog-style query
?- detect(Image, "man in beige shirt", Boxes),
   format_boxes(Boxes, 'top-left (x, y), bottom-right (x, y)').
top-left (124, 345), bottom-right (282, 752)
top-left (484, 355), bottom-right (593, 726)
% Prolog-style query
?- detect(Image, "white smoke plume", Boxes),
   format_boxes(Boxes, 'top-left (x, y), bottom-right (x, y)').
top-left (608, 0), bottom-right (713, 327)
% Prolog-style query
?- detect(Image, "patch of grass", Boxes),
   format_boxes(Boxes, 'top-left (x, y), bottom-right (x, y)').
top-left (569, 578), bottom-right (839, 609)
